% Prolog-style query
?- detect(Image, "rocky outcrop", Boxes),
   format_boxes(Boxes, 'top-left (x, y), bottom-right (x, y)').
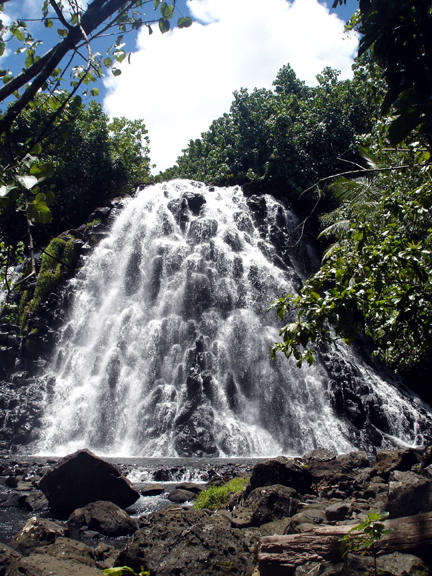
top-left (38, 449), bottom-right (140, 516)
top-left (117, 507), bottom-right (259, 576)
top-left (0, 200), bottom-right (122, 453)
top-left (2, 447), bottom-right (432, 575)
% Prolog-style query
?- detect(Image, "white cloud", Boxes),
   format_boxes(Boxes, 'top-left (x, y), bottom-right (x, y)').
top-left (103, 0), bottom-right (359, 172)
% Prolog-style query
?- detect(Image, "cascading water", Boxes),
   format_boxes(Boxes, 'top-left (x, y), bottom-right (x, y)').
top-left (36, 180), bottom-right (432, 457)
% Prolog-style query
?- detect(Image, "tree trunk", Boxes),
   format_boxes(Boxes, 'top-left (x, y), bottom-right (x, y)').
top-left (258, 512), bottom-right (432, 575)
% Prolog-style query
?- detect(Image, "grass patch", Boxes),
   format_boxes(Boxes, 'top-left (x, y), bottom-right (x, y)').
top-left (193, 477), bottom-right (249, 510)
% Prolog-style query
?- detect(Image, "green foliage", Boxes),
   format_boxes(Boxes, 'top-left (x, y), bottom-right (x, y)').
top-left (193, 477), bottom-right (249, 510)
top-left (0, 0), bottom-right (191, 139)
top-left (341, 512), bottom-right (389, 576)
top-left (334, 0), bottom-right (432, 145)
top-left (19, 236), bottom-right (75, 329)
top-left (0, 96), bottom-right (151, 247)
top-left (104, 567), bottom-right (150, 576)
top-left (272, 153), bottom-right (432, 382)
top-left (166, 63), bottom-right (378, 208)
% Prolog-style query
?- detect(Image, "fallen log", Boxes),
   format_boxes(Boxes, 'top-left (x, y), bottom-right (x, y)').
top-left (258, 511), bottom-right (432, 575)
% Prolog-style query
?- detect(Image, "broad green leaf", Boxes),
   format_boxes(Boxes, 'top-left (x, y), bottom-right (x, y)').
top-left (104, 56), bottom-right (113, 67)
top-left (57, 28), bottom-right (68, 38)
top-left (44, 18), bottom-right (53, 28)
top-left (159, 18), bottom-right (170, 33)
top-left (161, 3), bottom-right (174, 19)
top-left (178, 17), bottom-right (192, 28)
top-left (30, 142), bottom-right (42, 155)
top-left (90, 87), bottom-right (99, 97)
top-left (112, 68), bottom-right (122, 77)
top-left (28, 200), bottom-right (52, 224)
top-left (114, 50), bottom-right (126, 63)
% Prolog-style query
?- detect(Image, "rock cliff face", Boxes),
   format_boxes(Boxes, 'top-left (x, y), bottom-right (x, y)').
top-left (0, 201), bottom-right (121, 452)
top-left (1, 180), bottom-right (431, 456)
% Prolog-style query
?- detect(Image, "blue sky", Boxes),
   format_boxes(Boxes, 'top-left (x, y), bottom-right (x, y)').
top-left (1, 0), bottom-right (360, 171)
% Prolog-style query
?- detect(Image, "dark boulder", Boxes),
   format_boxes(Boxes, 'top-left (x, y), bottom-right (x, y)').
top-left (248, 457), bottom-right (312, 493)
top-left (67, 500), bottom-right (137, 537)
top-left (117, 506), bottom-right (259, 576)
top-left (141, 484), bottom-right (165, 497)
top-left (167, 489), bottom-right (196, 504)
top-left (38, 449), bottom-right (139, 516)
top-left (174, 482), bottom-right (204, 495)
top-left (386, 471), bottom-right (432, 518)
top-left (375, 448), bottom-right (423, 478)
top-left (232, 484), bottom-right (299, 527)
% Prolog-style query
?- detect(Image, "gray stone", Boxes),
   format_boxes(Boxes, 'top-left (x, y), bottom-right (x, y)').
top-left (376, 552), bottom-right (430, 576)
top-left (13, 554), bottom-right (102, 576)
top-left (387, 471), bottom-right (432, 518)
top-left (325, 502), bottom-right (350, 522)
top-left (67, 500), bottom-right (137, 537)
top-left (141, 483), bottom-right (165, 496)
top-left (0, 543), bottom-right (22, 576)
top-left (167, 488), bottom-right (196, 504)
top-left (11, 517), bottom-right (67, 555)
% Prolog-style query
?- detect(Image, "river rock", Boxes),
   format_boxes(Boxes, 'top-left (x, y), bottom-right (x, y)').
top-left (386, 470), bottom-right (432, 518)
top-left (325, 502), bottom-right (351, 522)
top-left (67, 500), bottom-right (137, 537)
top-left (0, 543), bottom-right (22, 574)
top-left (248, 457), bottom-right (312, 493)
top-left (38, 449), bottom-right (139, 516)
top-left (141, 484), bottom-right (165, 496)
top-left (234, 485), bottom-right (299, 527)
top-left (167, 489), bottom-right (196, 504)
top-left (11, 517), bottom-right (67, 555)
top-left (375, 448), bottom-right (423, 477)
top-left (174, 482), bottom-right (204, 494)
top-left (34, 537), bottom-right (97, 567)
top-left (117, 506), bottom-right (259, 576)
top-left (12, 553), bottom-right (102, 576)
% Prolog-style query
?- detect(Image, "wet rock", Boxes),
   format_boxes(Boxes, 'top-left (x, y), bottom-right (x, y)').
top-left (187, 218), bottom-right (218, 243)
top-left (38, 449), bottom-right (139, 516)
top-left (11, 517), bottom-right (67, 555)
top-left (67, 500), bottom-right (137, 537)
top-left (167, 489), bottom-right (196, 504)
top-left (183, 192), bottom-right (206, 215)
top-left (141, 484), bottom-right (165, 497)
top-left (175, 482), bottom-right (204, 495)
top-left (117, 506), bottom-right (259, 576)
top-left (249, 457), bottom-right (312, 493)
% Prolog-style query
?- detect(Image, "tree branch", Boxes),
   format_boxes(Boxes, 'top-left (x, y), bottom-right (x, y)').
top-left (50, 0), bottom-right (73, 30)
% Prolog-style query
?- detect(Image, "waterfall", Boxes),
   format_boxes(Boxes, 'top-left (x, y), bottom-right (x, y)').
top-left (36, 180), bottom-right (432, 457)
